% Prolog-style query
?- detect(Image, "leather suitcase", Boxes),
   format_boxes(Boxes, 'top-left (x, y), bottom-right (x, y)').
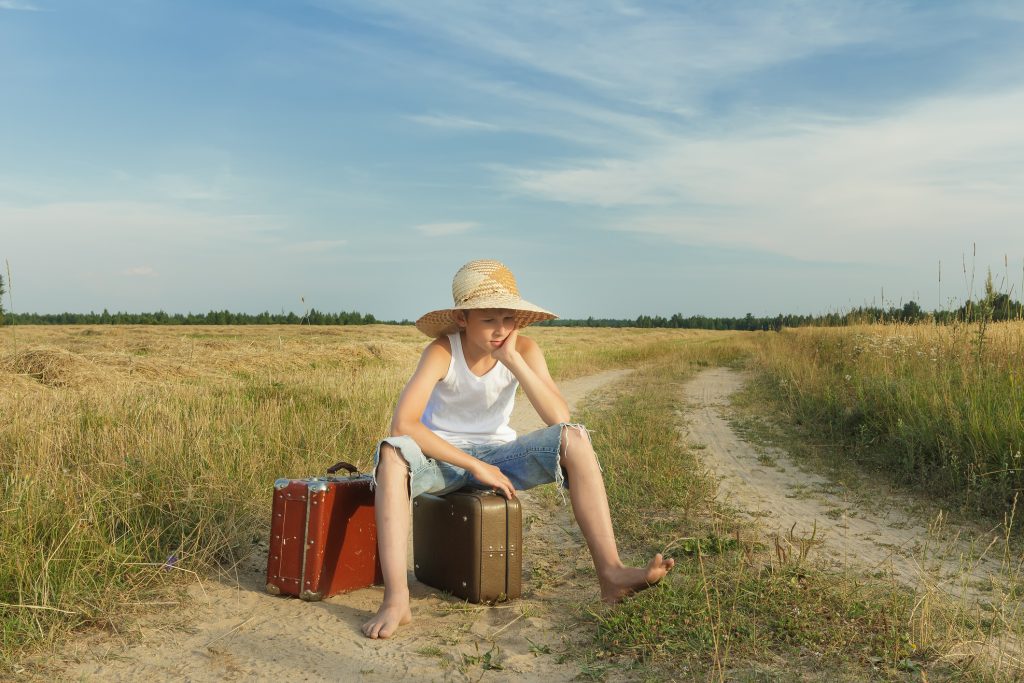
top-left (265, 461), bottom-right (382, 600)
top-left (412, 489), bottom-right (522, 603)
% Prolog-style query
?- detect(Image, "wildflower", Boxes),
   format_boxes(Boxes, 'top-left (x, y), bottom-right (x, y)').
top-left (163, 554), bottom-right (179, 571)
top-left (844, 374), bottom-right (852, 382)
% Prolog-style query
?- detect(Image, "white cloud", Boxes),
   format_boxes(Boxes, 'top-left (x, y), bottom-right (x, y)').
top-left (501, 85), bottom-right (1024, 264)
top-left (283, 239), bottom-right (347, 253)
top-left (0, 200), bottom-right (297, 311)
top-left (123, 266), bottom-right (157, 277)
top-left (414, 221), bottom-right (478, 237)
top-left (0, 200), bottom-right (284, 255)
top-left (322, 0), bottom-right (895, 114)
top-left (154, 173), bottom-right (229, 201)
top-left (0, 1), bottom-right (43, 10)
top-left (408, 114), bottom-right (501, 131)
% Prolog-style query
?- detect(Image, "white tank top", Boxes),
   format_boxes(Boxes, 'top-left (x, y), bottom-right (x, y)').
top-left (421, 333), bottom-right (519, 446)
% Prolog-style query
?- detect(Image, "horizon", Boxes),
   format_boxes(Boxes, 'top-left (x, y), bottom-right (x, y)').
top-left (2, 2), bottom-right (1023, 319)
top-left (5, 291), bottom-right (1015, 322)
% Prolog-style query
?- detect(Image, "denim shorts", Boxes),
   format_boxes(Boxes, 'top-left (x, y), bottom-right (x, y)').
top-left (372, 422), bottom-right (590, 499)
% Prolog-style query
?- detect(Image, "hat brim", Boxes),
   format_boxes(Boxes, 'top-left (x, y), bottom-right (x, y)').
top-left (415, 297), bottom-right (557, 337)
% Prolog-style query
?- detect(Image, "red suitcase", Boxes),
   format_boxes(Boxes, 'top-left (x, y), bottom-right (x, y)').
top-left (265, 461), bottom-right (382, 601)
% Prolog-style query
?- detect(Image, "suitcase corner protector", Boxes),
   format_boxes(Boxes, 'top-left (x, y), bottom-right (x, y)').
top-left (265, 583), bottom-right (281, 595)
top-left (300, 589), bottom-right (324, 601)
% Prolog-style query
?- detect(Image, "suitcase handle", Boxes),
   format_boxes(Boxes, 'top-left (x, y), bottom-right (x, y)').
top-left (326, 461), bottom-right (358, 475)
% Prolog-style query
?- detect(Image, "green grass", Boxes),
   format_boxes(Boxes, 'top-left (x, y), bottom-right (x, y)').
top-left (575, 345), bottom-right (998, 681)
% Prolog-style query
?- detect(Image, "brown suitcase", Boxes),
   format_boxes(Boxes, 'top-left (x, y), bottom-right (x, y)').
top-left (412, 489), bottom-right (522, 603)
top-left (265, 461), bottom-right (382, 600)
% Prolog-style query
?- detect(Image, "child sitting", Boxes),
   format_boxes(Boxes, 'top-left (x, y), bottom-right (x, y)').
top-left (363, 259), bottom-right (673, 639)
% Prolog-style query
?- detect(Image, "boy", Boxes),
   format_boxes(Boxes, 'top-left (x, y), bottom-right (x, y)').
top-left (362, 259), bottom-right (673, 639)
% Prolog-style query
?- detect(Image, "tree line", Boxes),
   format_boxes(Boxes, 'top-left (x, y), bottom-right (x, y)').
top-left (4, 300), bottom-right (1021, 329)
top-left (3, 308), bottom-right (381, 326)
top-left (1, 276), bottom-right (1019, 331)
top-left (538, 299), bottom-right (1023, 331)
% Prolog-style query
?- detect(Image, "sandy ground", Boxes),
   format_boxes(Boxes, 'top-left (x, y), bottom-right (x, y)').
top-left (54, 365), bottom-right (1023, 679)
top-left (61, 369), bottom-right (633, 682)
top-left (683, 367), bottom-right (1023, 673)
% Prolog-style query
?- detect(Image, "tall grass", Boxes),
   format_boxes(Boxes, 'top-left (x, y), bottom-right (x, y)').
top-left (579, 347), bottom-right (940, 680)
top-left (583, 334), bottom-right (1024, 680)
top-left (751, 322), bottom-right (1024, 518)
top-left (0, 324), bottom-right (704, 671)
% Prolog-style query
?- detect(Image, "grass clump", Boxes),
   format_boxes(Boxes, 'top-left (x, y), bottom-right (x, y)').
top-left (597, 561), bottom-right (920, 675)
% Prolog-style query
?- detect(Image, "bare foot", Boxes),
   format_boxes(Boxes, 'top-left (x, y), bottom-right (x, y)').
top-left (361, 599), bottom-right (412, 639)
top-left (599, 553), bottom-right (675, 603)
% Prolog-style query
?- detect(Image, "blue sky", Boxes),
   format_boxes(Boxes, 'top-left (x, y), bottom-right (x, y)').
top-left (2, 1), bottom-right (1023, 320)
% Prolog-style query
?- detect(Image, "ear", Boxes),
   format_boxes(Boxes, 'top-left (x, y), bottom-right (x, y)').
top-left (453, 310), bottom-right (468, 329)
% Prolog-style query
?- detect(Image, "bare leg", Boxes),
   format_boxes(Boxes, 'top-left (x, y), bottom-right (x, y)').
top-left (559, 426), bottom-right (674, 602)
top-left (361, 444), bottom-right (413, 638)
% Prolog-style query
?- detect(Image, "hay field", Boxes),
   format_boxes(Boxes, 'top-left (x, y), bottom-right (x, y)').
top-left (0, 324), bottom-right (713, 665)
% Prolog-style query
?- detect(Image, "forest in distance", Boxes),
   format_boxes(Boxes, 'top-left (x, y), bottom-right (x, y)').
top-left (2, 270), bottom-right (1022, 330)
top-left (2, 298), bottom-right (1022, 330)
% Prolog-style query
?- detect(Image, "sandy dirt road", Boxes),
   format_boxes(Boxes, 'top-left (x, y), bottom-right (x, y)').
top-left (683, 367), bottom-right (1023, 674)
top-left (62, 369), bottom-right (632, 682)
top-left (681, 367), bottom-right (1012, 595)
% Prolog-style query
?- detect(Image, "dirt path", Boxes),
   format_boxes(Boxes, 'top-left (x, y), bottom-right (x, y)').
top-left (62, 369), bottom-right (632, 682)
top-left (682, 367), bottom-right (1015, 604)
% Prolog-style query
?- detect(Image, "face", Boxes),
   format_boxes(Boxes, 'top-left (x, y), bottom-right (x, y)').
top-left (456, 308), bottom-right (517, 352)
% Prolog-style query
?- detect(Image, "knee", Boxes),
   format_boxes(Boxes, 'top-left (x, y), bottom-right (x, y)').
top-left (376, 443), bottom-right (410, 480)
top-left (559, 426), bottom-right (595, 468)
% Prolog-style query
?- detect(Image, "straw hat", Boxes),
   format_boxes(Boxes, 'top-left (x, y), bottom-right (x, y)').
top-left (415, 259), bottom-right (557, 337)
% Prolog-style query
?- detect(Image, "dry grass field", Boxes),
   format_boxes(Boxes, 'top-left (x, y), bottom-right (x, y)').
top-left (0, 325), bottom-right (701, 671)
top-left (2, 323), bottom-right (1021, 680)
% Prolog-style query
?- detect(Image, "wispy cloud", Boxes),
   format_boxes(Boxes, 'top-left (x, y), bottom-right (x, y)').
top-left (414, 221), bottom-right (478, 237)
top-left (123, 266), bottom-right (157, 277)
top-left (154, 172), bottom-right (230, 201)
top-left (503, 85), bottom-right (1024, 264)
top-left (408, 113), bottom-right (501, 131)
top-left (283, 239), bottom-right (348, 253)
top-left (320, 0), bottom-right (896, 114)
top-left (0, 1), bottom-right (43, 10)
top-left (0, 201), bottom-right (284, 251)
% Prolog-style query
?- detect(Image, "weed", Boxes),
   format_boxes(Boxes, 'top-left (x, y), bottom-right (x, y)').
top-left (526, 636), bottom-right (552, 656)
top-left (461, 643), bottom-right (504, 671)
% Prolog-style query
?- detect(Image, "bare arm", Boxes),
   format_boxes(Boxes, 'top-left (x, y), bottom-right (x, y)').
top-left (390, 338), bottom-right (517, 498)
top-left (493, 329), bottom-right (570, 425)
